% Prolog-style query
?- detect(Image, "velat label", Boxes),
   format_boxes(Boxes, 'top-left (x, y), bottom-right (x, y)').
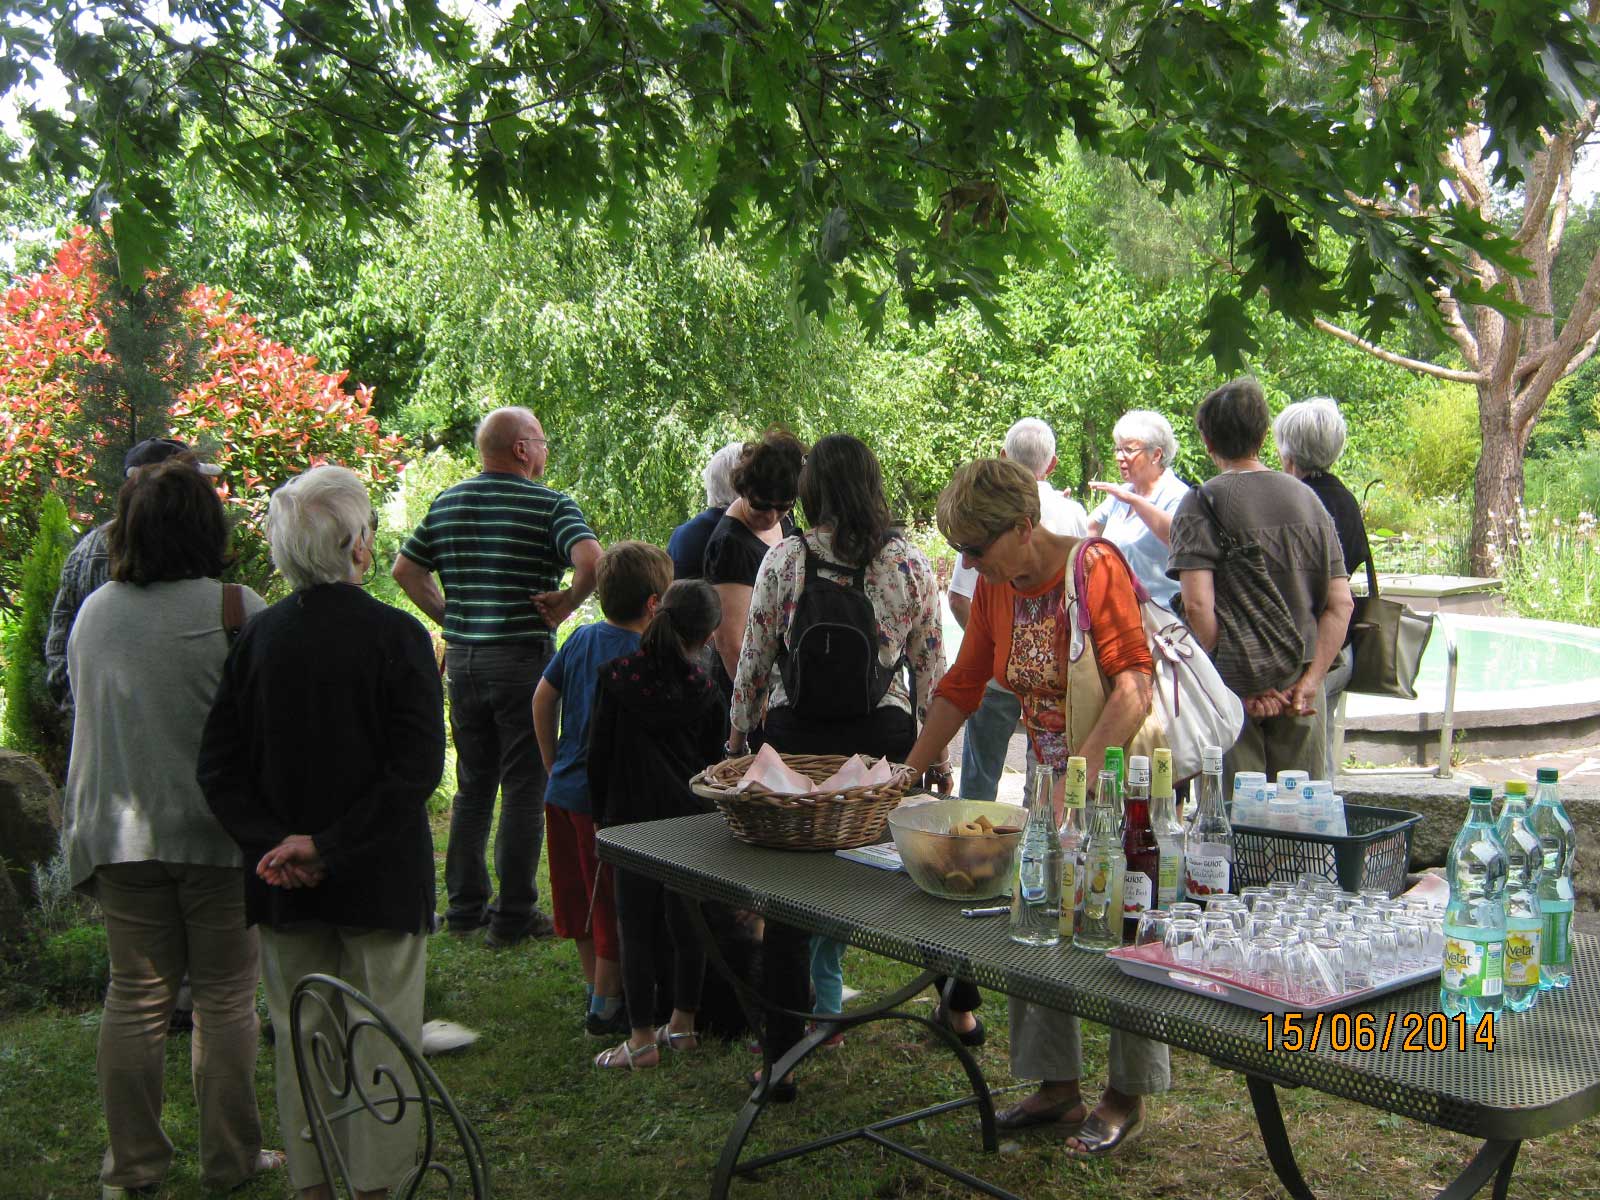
top-left (1504, 929), bottom-right (1541, 987)
top-left (1443, 936), bottom-right (1504, 998)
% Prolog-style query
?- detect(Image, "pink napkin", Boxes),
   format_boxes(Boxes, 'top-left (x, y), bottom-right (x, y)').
top-left (735, 743), bottom-right (816, 795)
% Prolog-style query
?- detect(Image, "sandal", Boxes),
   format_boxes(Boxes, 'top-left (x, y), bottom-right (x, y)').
top-left (655, 1024), bottom-right (700, 1053)
top-left (594, 1039), bottom-right (659, 1070)
top-left (932, 1005), bottom-right (986, 1048)
top-left (1062, 1107), bottom-right (1145, 1159)
top-left (251, 1149), bottom-right (287, 1175)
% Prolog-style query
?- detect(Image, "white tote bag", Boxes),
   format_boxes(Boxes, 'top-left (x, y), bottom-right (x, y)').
top-left (1064, 538), bottom-right (1244, 781)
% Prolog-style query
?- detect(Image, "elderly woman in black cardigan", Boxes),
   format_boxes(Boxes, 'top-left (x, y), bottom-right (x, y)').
top-left (199, 464), bottom-right (445, 1200)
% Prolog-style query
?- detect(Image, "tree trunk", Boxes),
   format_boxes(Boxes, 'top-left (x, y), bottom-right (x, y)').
top-left (1469, 382), bottom-right (1530, 577)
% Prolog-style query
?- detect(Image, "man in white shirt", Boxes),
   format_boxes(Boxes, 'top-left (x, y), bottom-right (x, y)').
top-left (947, 418), bottom-right (1088, 799)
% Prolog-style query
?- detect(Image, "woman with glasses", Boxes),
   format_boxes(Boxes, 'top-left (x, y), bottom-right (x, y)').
top-left (904, 458), bottom-right (1167, 1159)
top-left (1086, 410), bottom-right (1189, 610)
top-left (727, 433), bottom-right (949, 1101)
top-left (703, 428), bottom-right (806, 710)
top-left (199, 465), bottom-right (446, 1200)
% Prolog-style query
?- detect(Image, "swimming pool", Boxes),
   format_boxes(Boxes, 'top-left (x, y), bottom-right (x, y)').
top-left (1345, 613), bottom-right (1600, 718)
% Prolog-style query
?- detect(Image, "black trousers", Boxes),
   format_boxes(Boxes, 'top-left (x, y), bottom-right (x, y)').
top-left (614, 867), bottom-right (706, 1027)
top-left (759, 704), bottom-right (980, 1060)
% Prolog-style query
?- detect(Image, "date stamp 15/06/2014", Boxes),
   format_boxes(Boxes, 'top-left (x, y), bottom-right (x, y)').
top-left (1260, 1010), bottom-right (1497, 1053)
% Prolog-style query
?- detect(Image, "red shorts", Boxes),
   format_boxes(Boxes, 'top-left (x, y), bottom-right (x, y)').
top-left (545, 804), bottom-right (618, 961)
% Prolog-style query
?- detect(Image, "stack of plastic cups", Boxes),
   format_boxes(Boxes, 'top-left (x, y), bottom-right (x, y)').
top-left (1229, 771), bottom-right (1266, 820)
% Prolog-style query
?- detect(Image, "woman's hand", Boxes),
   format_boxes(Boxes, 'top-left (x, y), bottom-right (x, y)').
top-left (1087, 480), bottom-right (1135, 506)
top-left (921, 761), bottom-right (955, 795)
top-left (257, 834), bottom-right (326, 889)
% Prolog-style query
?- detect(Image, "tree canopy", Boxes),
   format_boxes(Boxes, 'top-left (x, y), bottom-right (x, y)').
top-left (4, 1), bottom-right (1597, 359)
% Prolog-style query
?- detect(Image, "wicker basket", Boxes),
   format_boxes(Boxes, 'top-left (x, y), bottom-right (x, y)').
top-left (689, 753), bottom-right (919, 850)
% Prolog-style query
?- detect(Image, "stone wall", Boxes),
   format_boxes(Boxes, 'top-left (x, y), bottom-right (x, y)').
top-left (1339, 773), bottom-right (1598, 910)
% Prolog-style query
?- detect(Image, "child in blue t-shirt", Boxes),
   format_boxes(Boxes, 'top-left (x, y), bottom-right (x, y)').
top-left (533, 541), bottom-right (673, 1036)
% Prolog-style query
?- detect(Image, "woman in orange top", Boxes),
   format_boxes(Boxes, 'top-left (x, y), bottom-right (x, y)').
top-left (905, 458), bottom-right (1167, 1159)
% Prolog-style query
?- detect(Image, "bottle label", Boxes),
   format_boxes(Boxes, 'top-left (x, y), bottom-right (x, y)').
top-left (1157, 855), bottom-right (1181, 907)
top-left (1183, 855), bottom-right (1230, 899)
top-left (1504, 929), bottom-right (1541, 988)
top-left (1122, 871), bottom-right (1152, 916)
top-left (1065, 759), bottom-right (1087, 809)
top-left (1059, 859), bottom-right (1079, 935)
top-left (1443, 936), bottom-right (1504, 998)
top-left (1542, 910), bottom-right (1572, 968)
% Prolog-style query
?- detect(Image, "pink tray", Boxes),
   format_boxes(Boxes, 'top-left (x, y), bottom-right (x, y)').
top-left (1106, 943), bottom-right (1439, 1015)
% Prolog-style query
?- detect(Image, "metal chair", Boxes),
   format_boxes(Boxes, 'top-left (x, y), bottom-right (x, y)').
top-left (289, 973), bottom-right (490, 1199)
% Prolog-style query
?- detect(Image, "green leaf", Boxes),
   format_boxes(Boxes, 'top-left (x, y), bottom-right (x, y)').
top-left (796, 259), bottom-right (831, 320)
top-left (1199, 290), bottom-right (1258, 372)
top-left (110, 174), bottom-right (177, 287)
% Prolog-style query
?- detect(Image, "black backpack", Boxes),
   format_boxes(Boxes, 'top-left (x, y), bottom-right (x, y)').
top-left (778, 535), bottom-right (904, 720)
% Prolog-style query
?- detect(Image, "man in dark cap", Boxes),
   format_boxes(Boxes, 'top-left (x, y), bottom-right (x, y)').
top-left (45, 437), bottom-right (221, 708)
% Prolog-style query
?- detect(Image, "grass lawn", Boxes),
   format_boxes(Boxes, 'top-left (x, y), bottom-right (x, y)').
top-left (3, 810), bottom-right (1598, 1199)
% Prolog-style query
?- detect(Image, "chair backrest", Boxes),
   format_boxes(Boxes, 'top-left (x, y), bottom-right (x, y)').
top-left (289, 973), bottom-right (491, 1199)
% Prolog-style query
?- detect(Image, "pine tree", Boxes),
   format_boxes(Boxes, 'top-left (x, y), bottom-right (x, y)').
top-left (1, 492), bottom-right (74, 781)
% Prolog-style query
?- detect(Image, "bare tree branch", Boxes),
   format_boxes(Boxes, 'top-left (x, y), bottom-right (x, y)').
top-left (1518, 242), bottom-right (1600, 425)
top-left (1436, 290), bottom-right (1481, 368)
top-left (1312, 318), bottom-right (1484, 383)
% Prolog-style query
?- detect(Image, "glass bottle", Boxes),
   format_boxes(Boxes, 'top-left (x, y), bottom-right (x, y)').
top-left (1441, 785), bottom-right (1507, 1023)
top-left (1074, 769), bottom-right (1125, 953)
top-left (1495, 780), bottom-right (1542, 1012)
top-left (1058, 756), bottom-right (1087, 939)
top-left (1103, 746), bottom-right (1125, 816)
top-left (1183, 746), bottom-right (1234, 902)
top-left (1151, 748), bottom-right (1185, 909)
top-left (1528, 767), bottom-right (1576, 989)
top-left (1122, 756), bottom-right (1159, 944)
top-left (1009, 764), bottom-right (1063, 946)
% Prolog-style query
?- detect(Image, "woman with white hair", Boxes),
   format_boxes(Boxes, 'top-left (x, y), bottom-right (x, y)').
top-left (1086, 410), bottom-right (1189, 609)
top-left (667, 440), bottom-right (744, 580)
top-left (1273, 398), bottom-right (1371, 776)
top-left (199, 465), bottom-right (446, 1200)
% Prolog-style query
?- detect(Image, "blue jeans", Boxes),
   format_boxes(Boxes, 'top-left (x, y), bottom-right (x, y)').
top-left (443, 642), bottom-right (552, 938)
top-left (809, 936), bottom-right (845, 1015)
top-left (958, 682), bottom-right (1021, 801)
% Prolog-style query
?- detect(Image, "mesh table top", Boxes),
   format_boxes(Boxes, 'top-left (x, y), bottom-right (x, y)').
top-left (599, 813), bottom-right (1600, 1141)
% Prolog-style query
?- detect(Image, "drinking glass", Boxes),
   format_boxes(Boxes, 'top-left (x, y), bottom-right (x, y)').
top-left (1164, 918), bottom-right (1205, 966)
top-left (1368, 925), bottom-right (1401, 980)
top-left (1313, 882), bottom-right (1342, 903)
top-left (1337, 930), bottom-right (1374, 989)
top-left (1424, 917), bottom-right (1445, 966)
top-left (1283, 939), bottom-right (1324, 1002)
top-left (1135, 909), bottom-right (1174, 952)
top-left (1290, 918), bottom-right (1325, 946)
top-left (1201, 912), bottom-right (1237, 945)
top-left (1205, 931), bottom-right (1247, 980)
top-left (1207, 894), bottom-right (1246, 913)
top-left (1267, 881), bottom-right (1296, 902)
top-left (1244, 912), bottom-right (1280, 941)
top-left (1391, 915), bottom-right (1428, 970)
top-left (1322, 913), bottom-right (1355, 937)
top-left (1240, 886), bottom-right (1273, 912)
top-left (1245, 936), bottom-right (1288, 994)
top-left (1334, 892), bottom-right (1362, 912)
top-left (1359, 887), bottom-right (1391, 906)
top-left (1296, 872), bottom-right (1324, 895)
top-left (1309, 937), bottom-right (1346, 995)
top-left (1170, 902), bottom-right (1203, 921)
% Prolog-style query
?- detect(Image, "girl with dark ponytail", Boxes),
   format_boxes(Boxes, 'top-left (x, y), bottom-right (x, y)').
top-left (587, 579), bottom-right (726, 1070)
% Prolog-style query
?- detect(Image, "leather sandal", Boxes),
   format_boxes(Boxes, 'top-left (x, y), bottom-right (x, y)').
top-left (655, 1024), bottom-right (699, 1053)
top-left (994, 1096), bottom-right (1088, 1133)
top-left (748, 1068), bottom-right (798, 1104)
top-left (595, 1039), bottom-right (658, 1070)
top-left (1062, 1107), bottom-right (1145, 1158)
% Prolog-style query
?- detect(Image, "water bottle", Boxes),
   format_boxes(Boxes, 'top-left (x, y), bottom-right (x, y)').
top-left (1529, 767), bottom-right (1576, 990)
top-left (1010, 765), bottom-right (1063, 946)
top-left (1495, 780), bottom-right (1542, 1012)
top-left (1074, 768), bottom-right (1126, 953)
top-left (1183, 746), bottom-right (1234, 901)
top-left (1440, 785), bottom-right (1507, 1023)
top-left (1058, 756), bottom-right (1087, 939)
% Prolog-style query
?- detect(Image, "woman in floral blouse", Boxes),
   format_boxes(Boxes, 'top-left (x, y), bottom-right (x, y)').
top-left (727, 433), bottom-right (953, 1101)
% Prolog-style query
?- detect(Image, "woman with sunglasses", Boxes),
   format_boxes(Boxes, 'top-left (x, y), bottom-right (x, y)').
top-left (904, 458), bottom-right (1167, 1159)
top-left (727, 433), bottom-right (949, 1101)
top-left (703, 428), bottom-right (806, 711)
top-left (1085, 410), bottom-right (1189, 611)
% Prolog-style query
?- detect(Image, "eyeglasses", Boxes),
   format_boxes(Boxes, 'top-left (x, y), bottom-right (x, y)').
top-left (1113, 443), bottom-right (1148, 459)
top-left (948, 528), bottom-right (1006, 559)
top-left (515, 436), bottom-right (550, 452)
top-left (748, 498), bottom-right (794, 513)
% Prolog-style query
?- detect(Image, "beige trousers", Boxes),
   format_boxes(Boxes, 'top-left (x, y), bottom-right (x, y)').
top-left (261, 925), bottom-right (427, 1193)
top-left (1008, 997), bottom-right (1172, 1096)
top-left (93, 861), bottom-right (263, 1190)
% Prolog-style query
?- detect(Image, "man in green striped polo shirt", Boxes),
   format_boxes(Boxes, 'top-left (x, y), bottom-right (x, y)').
top-left (394, 407), bottom-right (602, 947)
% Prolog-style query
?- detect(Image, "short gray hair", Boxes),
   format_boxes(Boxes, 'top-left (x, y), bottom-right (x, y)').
top-left (702, 440), bottom-right (744, 508)
top-left (267, 465), bottom-right (373, 590)
top-left (1273, 398), bottom-right (1348, 473)
top-left (1112, 410), bottom-right (1178, 470)
top-left (1003, 417), bottom-right (1056, 477)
